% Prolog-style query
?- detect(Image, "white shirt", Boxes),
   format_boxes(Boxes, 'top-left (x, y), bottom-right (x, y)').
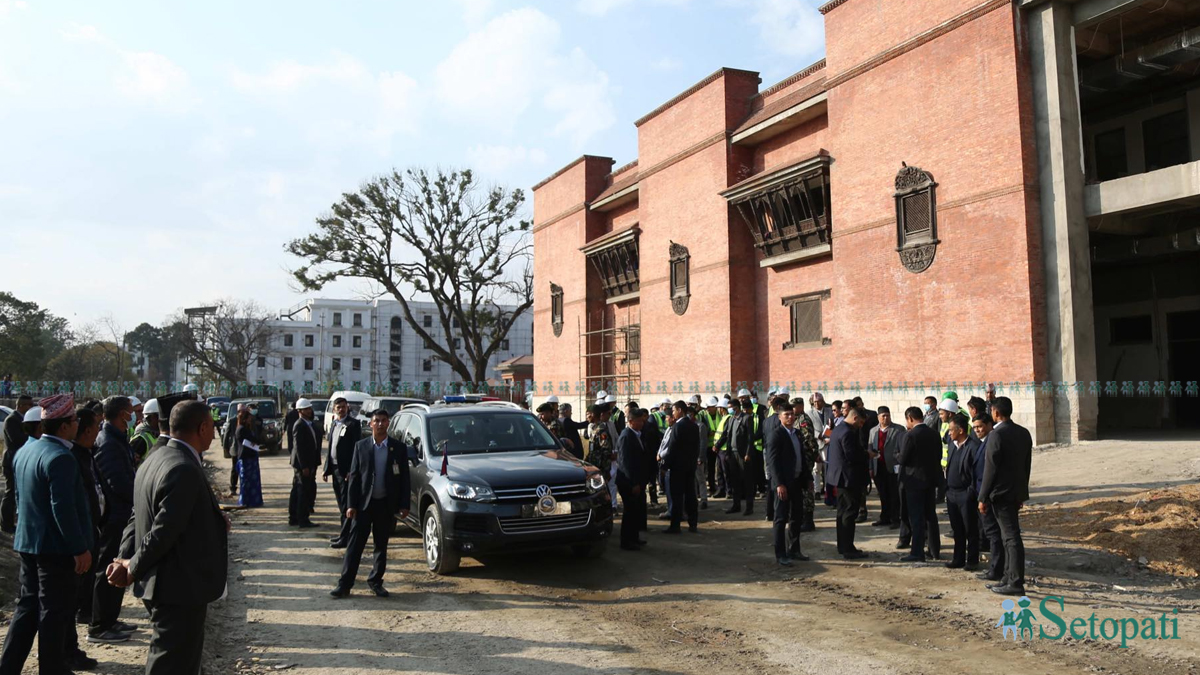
top-left (172, 437), bottom-right (202, 462)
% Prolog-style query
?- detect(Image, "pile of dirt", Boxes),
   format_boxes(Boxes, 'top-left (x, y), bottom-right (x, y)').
top-left (1024, 483), bottom-right (1200, 577)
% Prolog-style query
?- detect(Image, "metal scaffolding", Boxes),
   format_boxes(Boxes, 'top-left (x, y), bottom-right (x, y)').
top-left (579, 306), bottom-right (641, 400)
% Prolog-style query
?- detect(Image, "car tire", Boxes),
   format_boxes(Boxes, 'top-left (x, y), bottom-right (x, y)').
top-left (423, 506), bottom-right (460, 575)
top-left (571, 540), bottom-right (608, 559)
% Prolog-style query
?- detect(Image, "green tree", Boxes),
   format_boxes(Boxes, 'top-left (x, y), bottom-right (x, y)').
top-left (287, 168), bottom-right (532, 384)
top-left (125, 322), bottom-right (187, 382)
top-left (0, 292), bottom-right (71, 381)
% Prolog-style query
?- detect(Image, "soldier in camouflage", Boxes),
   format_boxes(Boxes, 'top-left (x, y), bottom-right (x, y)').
top-left (585, 404), bottom-right (615, 477)
top-left (792, 398), bottom-right (819, 532)
top-left (537, 402), bottom-right (575, 454)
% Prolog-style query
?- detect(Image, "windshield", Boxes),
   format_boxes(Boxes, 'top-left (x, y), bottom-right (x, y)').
top-left (310, 400), bottom-right (328, 415)
top-left (238, 400), bottom-right (278, 418)
top-left (376, 399), bottom-right (422, 415)
top-left (427, 412), bottom-right (559, 455)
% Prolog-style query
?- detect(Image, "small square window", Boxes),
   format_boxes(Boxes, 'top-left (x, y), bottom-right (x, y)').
top-left (423, 359), bottom-right (432, 372)
top-left (454, 337), bottom-right (461, 349)
top-left (783, 291), bottom-right (831, 350)
top-left (332, 335), bottom-right (342, 348)
top-left (304, 357), bottom-right (314, 370)
top-left (353, 313), bottom-right (362, 327)
top-left (284, 357), bottom-right (293, 370)
top-left (256, 356), bottom-right (266, 368)
top-left (283, 334), bottom-right (294, 347)
top-left (352, 358), bottom-right (361, 371)
top-left (332, 312), bottom-right (342, 327)
top-left (500, 339), bottom-right (509, 351)
top-left (422, 315), bottom-right (432, 328)
top-left (353, 335), bottom-right (362, 349)
top-left (304, 334), bottom-right (314, 348)
top-left (332, 357), bottom-right (341, 371)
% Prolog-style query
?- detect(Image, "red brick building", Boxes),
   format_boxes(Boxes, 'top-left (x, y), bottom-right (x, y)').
top-left (533, 0), bottom-right (1200, 444)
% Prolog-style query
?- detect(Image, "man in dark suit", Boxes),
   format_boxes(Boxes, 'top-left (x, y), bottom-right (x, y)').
top-left (331, 408), bottom-right (411, 598)
top-left (972, 415), bottom-right (1004, 582)
top-left (65, 407), bottom-right (104, 670)
top-left (615, 409), bottom-right (650, 550)
top-left (284, 402), bottom-right (300, 453)
top-left (0, 394), bottom-right (93, 675)
top-left (896, 406), bottom-right (943, 563)
top-left (289, 399), bottom-right (320, 528)
top-left (765, 403), bottom-right (811, 566)
top-left (826, 409), bottom-right (869, 559)
top-left (852, 398), bottom-right (878, 524)
top-left (979, 396), bottom-right (1032, 595)
top-left (945, 414), bottom-right (981, 570)
top-left (323, 397), bottom-right (363, 548)
top-left (89, 395), bottom-right (138, 643)
top-left (661, 401), bottom-right (700, 534)
top-left (109, 400), bottom-right (228, 675)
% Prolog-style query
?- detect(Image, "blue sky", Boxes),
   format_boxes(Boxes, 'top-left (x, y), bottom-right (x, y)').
top-left (0, 0), bottom-right (825, 331)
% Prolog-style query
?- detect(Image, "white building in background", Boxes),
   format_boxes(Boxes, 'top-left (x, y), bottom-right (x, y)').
top-left (245, 298), bottom-right (532, 395)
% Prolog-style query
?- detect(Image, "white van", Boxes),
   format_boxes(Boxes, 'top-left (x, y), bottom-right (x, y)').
top-left (323, 390), bottom-right (371, 431)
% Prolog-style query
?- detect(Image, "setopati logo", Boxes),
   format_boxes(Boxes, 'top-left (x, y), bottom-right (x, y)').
top-left (996, 596), bottom-right (1182, 647)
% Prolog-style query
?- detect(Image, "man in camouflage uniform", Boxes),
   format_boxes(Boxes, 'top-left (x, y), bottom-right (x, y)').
top-left (537, 402), bottom-right (575, 454)
top-left (792, 398), bottom-right (819, 532)
top-left (585, 404), bottom-right (617, 508)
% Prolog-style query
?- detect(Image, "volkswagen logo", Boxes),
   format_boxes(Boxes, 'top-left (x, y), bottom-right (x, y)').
top-left (535, 484), bottom-right (552, 498)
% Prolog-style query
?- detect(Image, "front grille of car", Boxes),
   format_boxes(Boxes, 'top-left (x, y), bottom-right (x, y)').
top-left (454, 513), bottom-right (490, 534)
top-left (491, 483), bottom-right (589, 504)
top-left (497, 511), bottom-right (592, 534)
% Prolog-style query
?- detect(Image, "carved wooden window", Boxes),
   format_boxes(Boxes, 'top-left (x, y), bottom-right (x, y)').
top-left (581, 226), bottom-right (641, 302)
top-left (783, 290), bottom-right (831, 349)
top-left (894, 164), bottom-right (939, 273)
top-left (723, 154), bottom-right (832, 262)
top-left (669, 241), bottom-right (690, 316)
top-left (550, 282), bottom-right (563, 337)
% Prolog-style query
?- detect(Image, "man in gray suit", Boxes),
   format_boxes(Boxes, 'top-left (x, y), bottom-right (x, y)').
top-left (108, 401), bottom-right (229, 675)
top-left (331, 408), bottom-right (411, 598)
top-left (867, 406), bottom-right (904, 528)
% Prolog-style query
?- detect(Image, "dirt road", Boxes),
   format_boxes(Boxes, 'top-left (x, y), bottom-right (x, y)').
top-left (8, 435), bottom-right (1200, 674)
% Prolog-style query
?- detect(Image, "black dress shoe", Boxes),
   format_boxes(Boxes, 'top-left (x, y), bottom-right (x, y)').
top-left (66, 651), bottom-right (99, 670)
top-left (330, 540), bottom-right (347, 549)
top-left (945, 561), bottom-right (965, 569)
top-left (662, 527), bottom-right (681, 534)
top-left (329, 535), bottom-right (341, 542)
top-left (798, 522), bottom-right (815, 533)
top-left (855, 513), bottom-right (869, 523)
top-left (787, 549), bottom-right (810, 562)
top-left (843, 550), bottom-right (869, 560)
top-left (688, 526), bottom-right (699, 533)
top-left (964, 563), bottom-right (979, 571)
top-left (724, 506), bottom-right (741, 514)
top-left (742, 509), bottom-right (754, 516)
top-left (899, 554), bottom-right (926, 563)
top-left (298, 521), bottom-right (318, 529)
top-left (871, 520), bottom-right (887, 527)
top-left (990, 584), bottom-right (1026, 596)
top-left (896, 541), bottom-right (910, 550)
top-left (777, 557), bottom-right (793, 566)
top-left (977, 572), bottom-right (1002, 582)
top-left (329, 587), bottom-right (350, 598)
top-left (368, 584), bottom-right (389, 598)
top-left (713, 492), bottom-right (727, 499)
top-left (637, 539), bottom-right (648, 546)
top-left (889, 522), bottom-right (900, 529)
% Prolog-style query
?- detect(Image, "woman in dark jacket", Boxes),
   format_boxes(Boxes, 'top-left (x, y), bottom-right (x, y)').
top-left (235, 407), bottom-right (264, 507)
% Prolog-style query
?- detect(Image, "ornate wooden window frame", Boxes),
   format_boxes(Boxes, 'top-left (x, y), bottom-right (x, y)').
top-left (721, 151), bottom-right (833, 267)
top-left (580, 225), bottom-right (641, 304)
top-left (894, 163), bottom-right (939, 273)
top-left (669, 241), bottom-right (690, 315)
top-left (782, 289), bottom-right (831, 350)
top-left (550, 282), bottom-right (563, 337)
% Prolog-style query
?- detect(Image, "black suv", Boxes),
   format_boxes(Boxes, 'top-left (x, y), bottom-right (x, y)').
top-left (389, 400), bottom-right (613, 574)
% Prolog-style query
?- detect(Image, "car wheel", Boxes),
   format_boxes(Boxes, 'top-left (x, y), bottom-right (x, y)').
top-left (571, 539), bottom-right (608, 559)
top-left (423, 506), bottom-right (460, 575)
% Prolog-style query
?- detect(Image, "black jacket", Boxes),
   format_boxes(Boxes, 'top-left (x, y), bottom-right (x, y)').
top-left (345, 436), bottom-right (411, 515)
top-left (119, 440), bottom-right (227, 606)
top-left (71, 442), bottom-right (105, 530)
top-left (290, 418), bottom-right (320, 471)
top-left (826, 422), bottom-right (868, 491)
top-left (93, 422), bottom-right (136, 525)
top-left (979, 420), bottom-right (1033, 505)
top-left (663, 416), bottom-right (700, 473)
top-left (896, 423), bottom-right (942, 490)
top-left (284, 408), bottom-right (300, 451)
top-left (559, 417), bottom-right (588, 456)
top-left (765, 425), bottom-right (809, 490)
top-left (615, 427), bottom-right (648, 488)
top-left (323, 416), bottom-right (362, 478)
top-left (946, 435), bottom-right (982, 492)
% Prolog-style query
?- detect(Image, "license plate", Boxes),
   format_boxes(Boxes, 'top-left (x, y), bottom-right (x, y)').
top-left (521, 501), bottom-right (574, 517)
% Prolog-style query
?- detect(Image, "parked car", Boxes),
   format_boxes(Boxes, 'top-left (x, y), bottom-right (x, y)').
top-left (322, 390), bottom-right (370, 431)
top-left (224, 398), bottom-right (283, 456)
top-left (359, 396), bottom-right (427, 438)
top-left (391, 398), bottom-right (613, 575)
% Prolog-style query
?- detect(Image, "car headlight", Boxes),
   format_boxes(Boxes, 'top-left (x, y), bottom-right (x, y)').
top-left (586, 472), bottom-right (606, 493)
top-left (447, 482), bottom-right (496, 502)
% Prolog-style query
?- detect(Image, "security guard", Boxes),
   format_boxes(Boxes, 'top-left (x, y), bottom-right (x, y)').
top-left (130, 398), bottom-right (160, 465)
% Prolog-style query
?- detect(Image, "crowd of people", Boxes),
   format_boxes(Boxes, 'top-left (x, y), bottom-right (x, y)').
top-left (0, 391), bottom-right (229, 675)
top-left (541, 386), bottom-right (1033, 595)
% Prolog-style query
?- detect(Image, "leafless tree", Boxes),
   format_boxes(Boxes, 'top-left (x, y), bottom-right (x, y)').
top-left (170, 300), bottom-right (280, 385)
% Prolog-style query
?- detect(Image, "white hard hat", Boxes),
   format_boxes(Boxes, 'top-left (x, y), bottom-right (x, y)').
top-left (706, 396), bottom-right (720, 407)
top-left (595, 390), bottom-right (608, 399)
top-left (296, 398), bottom-right (313, 410)
top-left (128, 396), bottom-right (142, 407)
top-left (23, 407), bottom-right (42, 423)
top-left (547, 395), bottom-right (559, 404)
top-left (777, 387), bottom-right (789, 397)
top-left (183, 383), bottom-right (199, 393)
top-left (604, 394), bottom-right (616, 404)
top-left (938, 399), bottom-right (960, 413)
top-left (659, 397), bottom-right (672, 405)
top-left (737, 388), bottom-right (751, 397)
top-left (688, 394), bottom-right (701, 404)
top-left (143, 399), bottom-right (161, 416)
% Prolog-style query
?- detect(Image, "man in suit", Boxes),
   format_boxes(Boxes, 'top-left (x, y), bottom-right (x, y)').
top-left (945, 414), bottom-right (982, 570)
top-left (979, 396), bottom-right (1032, 595)
top-left (826, 409), bottom-right (869, 559)
top-left (1, 394), bottom-right (34, 534)
top-left (896, 406), bottom-right (943, 563)
top-left (972, 414), bottom-right (1004, 583)
top-left (765, 403), bottom-right (811, 566)
top-left (65, 407), bottom-right (104, 670)
top-left (331, 408), bottom-right (411, 598)
top-left (0, 394), bottom-right (93, 675)
top-left (615, 409), bottom-right (650, 550)
top-left (289, 398), bottom-right (320, 528)
top-left (284, 402), bottom-right (300, 454)
top-left (108, 400), bottom-right (229, 675)
top-left (89, 395), bottom-right (138, 644)
top-left (868, 406), bottom-right (904, 528)
top-left (323, 398), bottom-right (363, 549)
top-left (661, 401), bottom-right (700, 534)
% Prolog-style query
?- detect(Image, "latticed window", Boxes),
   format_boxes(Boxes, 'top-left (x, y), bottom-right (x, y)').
top-left (723, 152), bottom-right (832, 263)
top-left (895, 164), bottom-right (937, 247)
top-left (783, 290), bottom-right (831, 349)
top-left (550, 283), bottom-right (564, 337)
